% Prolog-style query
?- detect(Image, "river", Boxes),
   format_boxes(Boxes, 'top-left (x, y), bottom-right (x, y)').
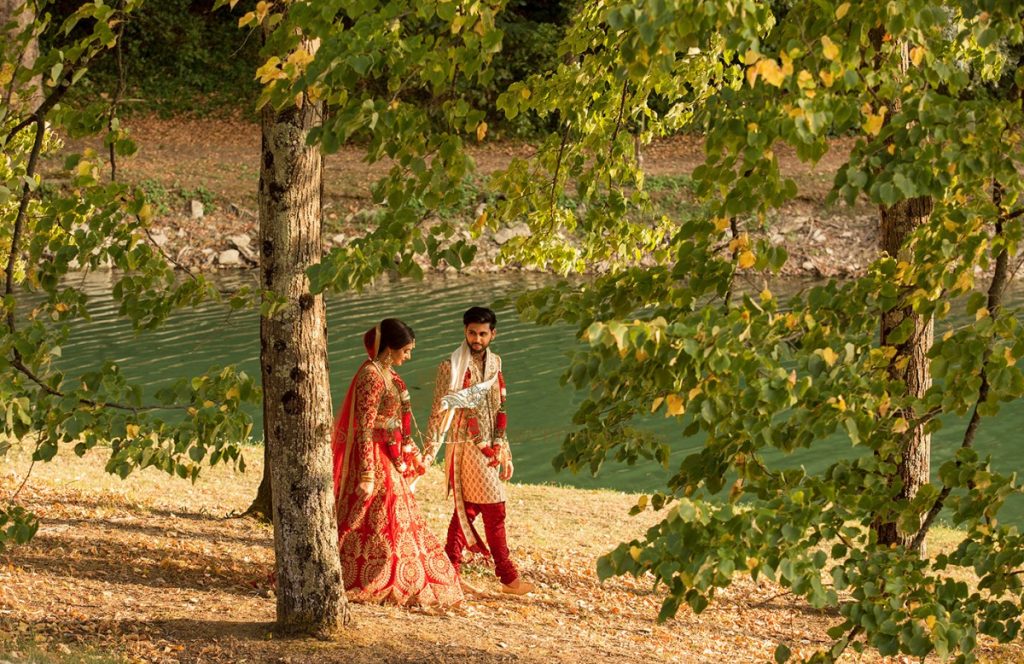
top-left (49, 271), bottom-right (1024, 523)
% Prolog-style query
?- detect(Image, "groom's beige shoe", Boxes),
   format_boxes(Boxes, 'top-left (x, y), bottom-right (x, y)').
top-left (500, 578), bottom-right (536, 596)
top-left (460, 579), bottom-right (484, 596)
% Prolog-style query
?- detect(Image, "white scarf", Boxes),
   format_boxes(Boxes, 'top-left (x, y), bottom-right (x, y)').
top-left (438, 341), bottom-right (500, 437)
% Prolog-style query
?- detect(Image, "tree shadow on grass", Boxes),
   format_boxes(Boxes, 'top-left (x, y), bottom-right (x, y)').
top-left (14, 527), bottom-right (272, 596)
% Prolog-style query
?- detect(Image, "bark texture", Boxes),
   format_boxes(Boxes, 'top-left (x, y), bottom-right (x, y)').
top-left (864, 34), bottom-right (935, 549)
top-left (875, 195), bottom-right (935, 548)
top-left (259, 36), bottom-right (347, 635)
top-left (1, 0), bottom-right (42, 110)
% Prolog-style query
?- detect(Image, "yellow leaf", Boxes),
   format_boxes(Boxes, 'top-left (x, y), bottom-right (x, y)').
top-left (744, 49), bottom-right (761, 65)
top-left (238, 11), bottom-right (255, 27)
top-left (834, 395), bottom-right (847, 412)
top-left (910, 46), bottom-right (925, 67)
top-left (714, 217), bottom-right (731, 232)
top-left (188, 407), bottom-right (198, 417)
top-left (728, 233), bottom-right (749, 252)
top-left (203, 400), bottom-right (215, 409)
top-left (473, 210), bottom-right (488, 233)
top-left (887, 143), bottom-right (896, 154)
top-left (821, 36), bottom-right (840, 61)
top-left (780, 51), bottom-right (794, 78)
top-left (893, 418), bottom-right (909, 434)
top-left (819, 69), bottom-right (834, 88)
top-left (863, 107), bottom-right (887, 136)
top-left (286, 48), bottom-right (315, 70)
top-left (254, 0), bottom-right (271, 23)
top-left (476, 121), bottom-right (488, 142)
top-left (226, 385), bottom-right (240, 400)
top-left (519, 86), bottom-right (531, 100)
top-left (629, 545), bottom-right (643, 561)
top-left (138, 202), bottom-right (153, 224)
top-left (126, 424), bottom-right (140, 438)
top-left (687, 386), bottom-right (703, 401)
top-left (738, 250), bottom-right (756, 269)
top-left (1004, 347), bottom-right (1016, 366)
top-left (255, 57), bottom-right (286, 84)
top-left (821, 347), bottom-right (838, 366)
top-left (760, 288), bottom-right (772, 302)
top-left (651, 396), bottom-right (665, 413)
top-left (746, 65), bottom-right (759, 88)
top-left (746, 556), bottom-right (759, 570)
top-left (757, 59), bottom-right (786, 87)
top-left (0, 63), bottom-right (14, 86)
top-left (788, 370), bottom-right (797, 386)
top-left (665, 394), bottom-right (685, 416)
top-left (54, 302), bottom-right (69, 313)
top-left (976, 307), bottom-right (989, 321)
top-left (835, 2), bottom-right (850, 19)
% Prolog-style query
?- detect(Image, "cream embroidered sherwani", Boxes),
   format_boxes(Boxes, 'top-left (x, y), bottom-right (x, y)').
top-left (425, 351), bottom-right (509, 504)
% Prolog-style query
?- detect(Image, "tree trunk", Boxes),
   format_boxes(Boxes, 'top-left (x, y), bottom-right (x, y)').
top-left (1, 0), bottom-right (42, 111)
top-left (259, 34), bottom-right (348, 635)
top-left (243, 443), bottom-right (273, 522)
top-left (875, 195), bottom-right (934, 548)
top-left (865, 34), bottom-right (934, 549)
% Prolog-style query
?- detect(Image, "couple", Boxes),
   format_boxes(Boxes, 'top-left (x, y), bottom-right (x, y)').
top-left (330, 306), bottom-right (535, 607)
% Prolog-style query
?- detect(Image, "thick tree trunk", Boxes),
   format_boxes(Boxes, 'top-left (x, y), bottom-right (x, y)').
top-left (875, 195), bottom-right (934, 548)
top-left (259, 35), bottom-right (347, 635)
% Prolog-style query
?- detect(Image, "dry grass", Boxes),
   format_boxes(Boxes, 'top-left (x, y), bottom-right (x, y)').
top-left (0, 443), bottom-right (1020, 663)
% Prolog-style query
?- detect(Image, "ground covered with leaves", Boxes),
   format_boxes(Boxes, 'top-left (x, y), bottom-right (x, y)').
top-left (0, 446), bottom-right (1020, 663)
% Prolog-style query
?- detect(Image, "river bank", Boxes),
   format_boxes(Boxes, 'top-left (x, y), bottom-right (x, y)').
top-left (54, 116), bottom-right (881, 278)
top-left (0, 443), bottom-right (1021, 663)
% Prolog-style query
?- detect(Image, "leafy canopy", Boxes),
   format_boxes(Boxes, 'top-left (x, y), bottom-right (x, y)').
top-left (0, 0), bottom-right (260, 551)
top-left (483, 0), bottom-right (1024, 661)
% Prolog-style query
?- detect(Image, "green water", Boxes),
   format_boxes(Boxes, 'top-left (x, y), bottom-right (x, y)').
top-left (49, 272), bottom-right (1024, 522)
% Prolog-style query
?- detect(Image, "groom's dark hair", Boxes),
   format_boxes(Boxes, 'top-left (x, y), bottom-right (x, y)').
top-left (463, 306), bottom-right (497, 330)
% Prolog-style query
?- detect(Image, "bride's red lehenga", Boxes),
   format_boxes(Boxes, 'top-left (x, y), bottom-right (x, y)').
top-left (332, 358), bottom-right (463, 607)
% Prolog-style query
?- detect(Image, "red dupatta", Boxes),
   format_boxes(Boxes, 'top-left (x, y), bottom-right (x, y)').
top-left (331, 359), bottom-right (372, 502)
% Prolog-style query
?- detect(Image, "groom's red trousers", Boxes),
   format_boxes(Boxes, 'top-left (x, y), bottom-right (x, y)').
top-left (445, 501), bottom-right (519, 585)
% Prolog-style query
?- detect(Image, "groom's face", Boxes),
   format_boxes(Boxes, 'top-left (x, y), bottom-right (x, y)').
top-left (465, 322), bottom-right (496, 353)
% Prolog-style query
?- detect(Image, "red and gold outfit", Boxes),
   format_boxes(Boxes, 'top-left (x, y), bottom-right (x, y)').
top-left (332, 359), bottom-right (462, 607)
top-left (426, 348), bottom-right (519, 585)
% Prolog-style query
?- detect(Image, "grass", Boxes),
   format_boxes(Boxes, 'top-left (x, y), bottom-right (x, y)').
top-left (1, 445), bottom-right (1020, 663)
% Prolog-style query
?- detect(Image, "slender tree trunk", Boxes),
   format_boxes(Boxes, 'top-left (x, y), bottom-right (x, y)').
top-left (259, 33), bottom-right (347, 634)
top-left (870, 36), bottom-right (934, 548)
top-left (875, 195), bottom-right (934, 548)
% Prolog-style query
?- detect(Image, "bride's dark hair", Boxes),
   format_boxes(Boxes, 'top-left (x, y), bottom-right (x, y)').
top-left (363, 318), bottom-right (415, 358)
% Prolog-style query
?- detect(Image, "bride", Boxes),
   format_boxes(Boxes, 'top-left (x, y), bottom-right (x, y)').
top-left (331, 318), bottom-right (463, 607)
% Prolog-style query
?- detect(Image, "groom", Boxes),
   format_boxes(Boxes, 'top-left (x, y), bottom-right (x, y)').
top-left (424, 306), bottom-right (535, 596)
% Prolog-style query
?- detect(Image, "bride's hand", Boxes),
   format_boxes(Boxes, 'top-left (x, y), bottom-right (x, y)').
top-left (358, 480), bottom-right (375, 496)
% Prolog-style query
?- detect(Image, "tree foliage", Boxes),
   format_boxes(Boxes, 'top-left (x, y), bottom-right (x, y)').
top-left (487, 0), bottom-right (1024, 661)
top-left (0, 0), bottom-right (260, 551)
top-left (228, 0), bottom-right (511, 292)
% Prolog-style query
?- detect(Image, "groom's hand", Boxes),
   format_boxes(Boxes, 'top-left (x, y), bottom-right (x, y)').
top-left (500, 459), bottom-right (514, 481)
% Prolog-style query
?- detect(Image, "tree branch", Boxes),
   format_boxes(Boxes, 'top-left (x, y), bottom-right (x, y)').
top-left (549, 120), bottom-right (571, 219)
top-left (12, 356), bottom-right (186, 413)
top-left (4, 115), bottom-right (45, 333)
